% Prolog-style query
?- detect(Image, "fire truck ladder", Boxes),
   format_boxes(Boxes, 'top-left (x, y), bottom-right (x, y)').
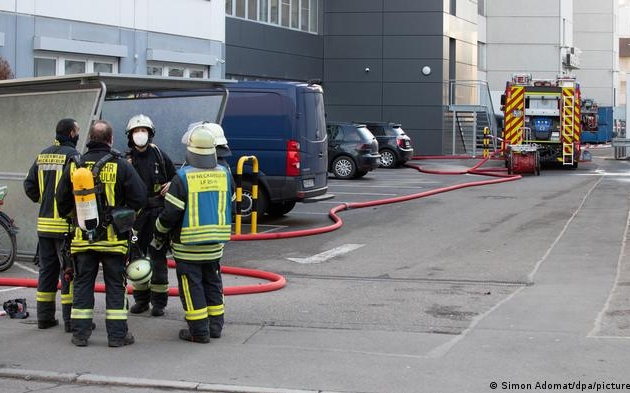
top-left (562, 92), bottom-right (575, 166)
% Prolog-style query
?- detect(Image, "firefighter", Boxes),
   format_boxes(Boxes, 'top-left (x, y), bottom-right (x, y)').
top-left (24, 118), bottom-right (80, 332)
top-left (125, 114), bottom-right (176, 317)
top-left (56, 120), bottom-right (146, 347)
top-left (153, 124), bottom-right (232, 343)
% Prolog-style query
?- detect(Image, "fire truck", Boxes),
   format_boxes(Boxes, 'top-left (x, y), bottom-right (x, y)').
top-left (500, 73), bottom-right (581, 175)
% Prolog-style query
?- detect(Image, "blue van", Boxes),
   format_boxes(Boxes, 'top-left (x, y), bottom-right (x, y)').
top-left (222, 81), bottom-right (333, 218)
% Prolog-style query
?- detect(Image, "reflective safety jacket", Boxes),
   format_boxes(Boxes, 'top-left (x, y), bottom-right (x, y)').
top-left (24, 140), bottom-right (79, 238)
top-left (55, 142), bottom-right (147, 255)
top-left (156, 164), bottom-right (232, 261)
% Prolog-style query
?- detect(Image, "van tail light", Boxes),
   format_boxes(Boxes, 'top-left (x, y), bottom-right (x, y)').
top-left (286, 140), bottom-right (301, 176)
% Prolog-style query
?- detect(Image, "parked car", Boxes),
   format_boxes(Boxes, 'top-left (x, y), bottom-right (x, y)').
top-left (326, 121), bottom-right (381, 179)
top-left (359, 121), bottom-right (414, 168)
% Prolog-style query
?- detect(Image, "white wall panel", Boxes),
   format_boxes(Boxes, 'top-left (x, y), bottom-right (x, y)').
top-left (487, 17), bottom-right (560, 44)
top-left (1, 0), bottom-right (223, 41)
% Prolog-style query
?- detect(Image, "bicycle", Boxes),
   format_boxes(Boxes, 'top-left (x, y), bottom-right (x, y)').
top-left (0, 185), bottom-right (18, 271)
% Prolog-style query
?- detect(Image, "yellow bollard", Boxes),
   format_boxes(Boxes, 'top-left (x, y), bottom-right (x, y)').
top-left (234, 155), bottom-right (259, 235)
top-left (483, 127), bottom-right (489, 158)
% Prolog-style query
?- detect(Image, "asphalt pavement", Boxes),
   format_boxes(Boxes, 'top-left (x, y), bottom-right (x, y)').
top-left (2, 145), bottom-right (630, 393)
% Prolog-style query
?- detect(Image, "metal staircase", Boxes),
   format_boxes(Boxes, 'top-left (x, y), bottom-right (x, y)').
top-left (446, 80), bottom-right (498, 156)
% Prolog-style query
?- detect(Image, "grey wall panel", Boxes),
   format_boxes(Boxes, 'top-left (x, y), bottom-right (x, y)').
top-left (409, 129), bottom-right (444, 154)
top-left (324, 13), bottom-right (383, 36)
top-left (228, 46), bottom-right (322, 80)
top-left (119, 29), bottom-right (142, 74)
top-left (383, 104), bottom-right (444, 129)
top-left (323, 82), bottom-right (383, 106)
top-left (324, 105), bottom-right (383, 123)
top-left (383, 36), bottom-right (444, 59)
top-left (227, 18), bottom-right (322, 57)
top-left (324, 0), bottom-right (383, 13)
top-left (0, 13), bottom-right (16, 67)
top-left (383, 12), bottom-right (443, 35)
top-left (383, 59), bottom-right (443, 82)
top-left (15, 15), bottom-right (34, 78)
top-left (383, 82), bottom-right (444, 106)
top-left (385, 0), bottom-right (445, 12)
top-left (324, 59), bottom-right (382, 82)
top-left (324, 36), bottom-right (383, 58)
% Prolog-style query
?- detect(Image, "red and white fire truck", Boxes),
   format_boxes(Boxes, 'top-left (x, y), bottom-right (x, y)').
top-left (500, 73), bottom-right (581, 175)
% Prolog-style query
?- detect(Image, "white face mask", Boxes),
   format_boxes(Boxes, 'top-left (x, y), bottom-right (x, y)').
top-left (133, 130), bottom-right (149, 147)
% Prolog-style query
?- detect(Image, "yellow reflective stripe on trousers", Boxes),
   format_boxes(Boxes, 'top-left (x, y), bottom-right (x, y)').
top-left (36, 291), bottom-right (56, 302)
top-left (181, 274), bottom-right (208, 321)
top-left (106, 309), bottom-right (128, 320)
top-left (61, 292), bottom-right (73, 305)
top-left (151, 283), bottom-right (169, 293)
top-left (207, 304), bottom-right (224, 316)
top-left (71, 308), bottom-right (94, 319)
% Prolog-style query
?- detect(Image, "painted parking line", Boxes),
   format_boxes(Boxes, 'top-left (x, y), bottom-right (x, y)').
top-left (287, 244), bottom-right (365, 264)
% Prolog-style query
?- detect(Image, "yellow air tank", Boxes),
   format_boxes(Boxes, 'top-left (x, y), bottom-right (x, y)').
top-left (71, 167), bottom-right (99, 231)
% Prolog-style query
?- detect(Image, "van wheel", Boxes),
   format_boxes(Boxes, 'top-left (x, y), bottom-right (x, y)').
top-left (332, 156), bottom-right (356, 179)
top-left (379, 149), bottom-right (396, 168)
top-left (238, 180), bottom-right (268, 223)
top-left (266, 201), bottom-right (297, 217)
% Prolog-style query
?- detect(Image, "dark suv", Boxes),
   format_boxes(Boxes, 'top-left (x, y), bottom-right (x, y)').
top-left (326, 121), bottom-right (381, 179)
top-left (360, 121), bottom-right (414, 168)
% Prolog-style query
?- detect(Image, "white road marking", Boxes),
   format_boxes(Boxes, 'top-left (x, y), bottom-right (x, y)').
top-left (287, 244), bottom-right (365, 264)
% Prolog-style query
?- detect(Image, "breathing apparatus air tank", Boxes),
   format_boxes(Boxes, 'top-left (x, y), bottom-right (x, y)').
top-left (71, 167), bottom-right (99, 233)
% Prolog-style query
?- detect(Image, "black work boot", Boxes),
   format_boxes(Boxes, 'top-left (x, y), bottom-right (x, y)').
top-left (71, 335), bottom-right (88, 347)
top-left (129, 302), bottom-right (150, 314)
top-left (209, 315), bottom-right (224, 338)
top-left (38, 319), bottom-right (59, 329)
top-left (108, 332), bottom-right (135, 347)
top-left (179, 329), bottom-right (209, 343)
top-left (151, 307), bottom-right (165, 317)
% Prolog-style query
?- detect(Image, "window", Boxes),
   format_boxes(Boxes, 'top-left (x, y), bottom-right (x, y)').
top-left (34, 54), bottom-right (118, 76)
top-left (281, 0), bottom-right (290, 27)
top-left (259, 0), bottom-right (269, 22)
top-left (247, 0), bottom-right (257, 20)
top-left (291, 0), bottom-right (299, 29)
top-left (34, 58), bottom-right (56, 77)
top-left (477, 0), bottom-right (485, 16)
top-left (226, 0), bottom-right (318, 33)
top-left (477, 42), bottom-right (486, 71)
top-left (147, 62), bottom-right (208, 79)
top-left (270, 0), bottom-right (279, 24)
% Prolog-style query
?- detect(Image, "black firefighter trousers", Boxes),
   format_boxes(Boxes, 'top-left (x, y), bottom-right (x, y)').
top-left (71, 251), bottom-right (129, 341)
top-left (36, 237), bottom-right (72, 324)
top-left (174, 257), bottom-right (224, 337)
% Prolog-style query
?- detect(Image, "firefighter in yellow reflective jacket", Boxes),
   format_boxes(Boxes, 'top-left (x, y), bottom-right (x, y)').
top-left (56, 120), bottom-right (146, 347)
top-left (153, 124), bottom-right (232, 343)
top-left (24, 118), bottom-right (80, 332)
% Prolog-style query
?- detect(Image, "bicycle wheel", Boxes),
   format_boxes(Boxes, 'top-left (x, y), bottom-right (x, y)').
top-left (0, 219), bottom-right (16, 271)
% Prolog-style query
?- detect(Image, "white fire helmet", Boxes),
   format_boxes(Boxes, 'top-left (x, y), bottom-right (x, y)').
top-left (125, 257), bottom-right (152, 286)
top-left (126, 114), bottom-right (155, 136)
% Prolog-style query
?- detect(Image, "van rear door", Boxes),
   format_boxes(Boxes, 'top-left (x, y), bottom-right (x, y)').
top-left (298, 86), bottom-right (328, 193)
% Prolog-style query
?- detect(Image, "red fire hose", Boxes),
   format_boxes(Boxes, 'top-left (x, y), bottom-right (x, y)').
top-left (0, 151), bottom-right (519, 295)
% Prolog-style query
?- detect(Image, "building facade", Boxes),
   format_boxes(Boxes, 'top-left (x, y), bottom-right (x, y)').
top-left (0, 0), bottom-right (623, 154)
top-left (0, 0), bottom-right (226, 79)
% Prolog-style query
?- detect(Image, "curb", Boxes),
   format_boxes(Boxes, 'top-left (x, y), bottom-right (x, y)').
top-left (0, 368), bottom-right (327, 393)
